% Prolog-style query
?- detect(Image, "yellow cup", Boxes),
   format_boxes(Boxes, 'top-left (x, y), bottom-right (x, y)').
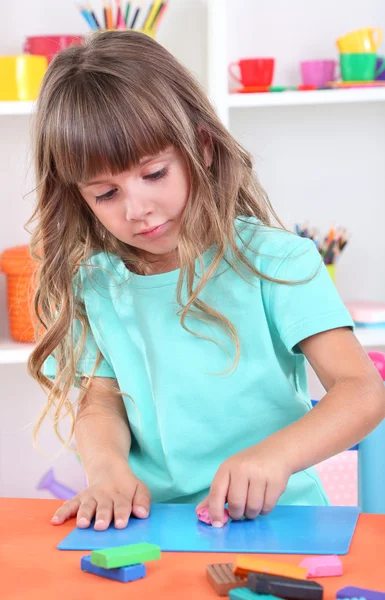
top-left (0, 55), bottom-right (47, 101)
top-left (336, 27), bottom-right (382, 53)
top-left (326, 264), bottom-right (336, 283)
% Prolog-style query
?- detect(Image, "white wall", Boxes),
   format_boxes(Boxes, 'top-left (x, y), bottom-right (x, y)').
top-left (227, 0), bottom-right (385, 302)
top-left (1, 0), bottom-right (384, 498)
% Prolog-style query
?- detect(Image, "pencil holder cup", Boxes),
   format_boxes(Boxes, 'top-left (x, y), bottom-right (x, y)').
top-left (0, 55), bottom-right (47, 101)
top-left (141, 28), bottom-right (156, 39)
top-left (0, 246), bottom-right (38, 343)
top-left (326, 264), bottom-right (336, 283)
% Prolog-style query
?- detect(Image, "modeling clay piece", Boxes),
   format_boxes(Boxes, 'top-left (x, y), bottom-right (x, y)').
top-left (81, 555), bottom-right (146, 582)
top-left (229, 590), bottom-right (280, 600)
top-left (247, 572), bottom-right (324, 600)
top-left (300, 555), bottom-right (343, 578)
top-left (206, 563), bottom-right (245, 596)
top-left (234, 556), bottom-right (307, 579)
top-left (197, 507), bottom-right (229, 525)
top-left (91, 542), bottom-right (160, 569)
top-left (337, 586), bottom-right (385, 600)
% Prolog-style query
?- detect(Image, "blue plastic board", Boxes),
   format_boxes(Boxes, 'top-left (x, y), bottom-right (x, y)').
top-left (58, 504), bottom-right (359, 555)
top-left (81, 555), bottom-right (146, 582)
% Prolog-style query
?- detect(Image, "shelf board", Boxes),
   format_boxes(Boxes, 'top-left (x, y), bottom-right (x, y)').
top-left (0, 101), bottom-right (35, 116)
top-left (0, 326), bottom-right (384, 366)
top-left (228, 87), bottom-right (385, 108)
top-left (2, 89), bottom-right (385, 116)
top-left (0, 338), bottom-right (34, 365)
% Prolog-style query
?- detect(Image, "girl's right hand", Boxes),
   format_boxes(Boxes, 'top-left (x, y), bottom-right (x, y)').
top-left (50, 462), bottom-right (151, 530)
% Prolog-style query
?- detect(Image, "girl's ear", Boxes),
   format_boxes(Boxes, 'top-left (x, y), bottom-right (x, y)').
top-left (197, 126), bottom-right (213, 168)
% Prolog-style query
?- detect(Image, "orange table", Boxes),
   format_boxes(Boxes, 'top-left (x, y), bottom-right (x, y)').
top-left (2, 498), bottom-right (385, 600)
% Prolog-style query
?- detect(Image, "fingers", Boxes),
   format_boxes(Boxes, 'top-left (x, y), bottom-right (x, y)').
top-left (77, 497), bottom-right (97, 528)
top-left (208, 468), bottom-right (230, 528)
top-left (245, 479), bottom-right (266, 520)
top-left (261, 480), bottom-right (286, 515)
top-left (94, 497), bottom-right (114, 530)
top-left (131, 482), bottom-right (151, 519)
top-left (113, 492), bottom-right (133, 529)
top-left (227, 472), bottom-right (249, 521)
top-left (51, 496), bottom-right (81, 525)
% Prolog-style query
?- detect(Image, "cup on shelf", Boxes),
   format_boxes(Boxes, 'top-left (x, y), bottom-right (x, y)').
top-left (228, 57), bottom-right (275, 87)
top-left (0, 246), bottom-right (37, 343)
top-left (339, 52), bottom-right (385, 81)
top-left (375, 56), bottom-right (385, 81)
top-left (336, 27), bottom-right (382, 53)
top-left (23, 35), bottom-right (84, 64)
top-left (300, 60), bottom-right (337, 87)
top-left (0, 55), bottom-right (47, 101)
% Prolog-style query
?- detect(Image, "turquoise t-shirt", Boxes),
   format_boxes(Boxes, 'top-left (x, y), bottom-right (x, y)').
top-left (45, 218), bottom-right (354, 505)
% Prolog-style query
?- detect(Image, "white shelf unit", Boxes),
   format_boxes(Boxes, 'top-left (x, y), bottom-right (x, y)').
top-left (0, 338), bottom-right (35, 365)
top-left (1, 326), bottom-right (384, 366)
top-left (0, 101), bottom-right (35, 116)
top-left (228, 87), bottom-right (385, 109)
top-left (3, 87), bottom-right (385, 118)
top-left (207, 0), bottom-right (385, 127)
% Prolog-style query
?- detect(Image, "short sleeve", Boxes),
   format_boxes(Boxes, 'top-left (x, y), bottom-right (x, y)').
top-left (43, 318), bottom-right (116, 382)
top-left (265, 237), bottom-right (354, 353)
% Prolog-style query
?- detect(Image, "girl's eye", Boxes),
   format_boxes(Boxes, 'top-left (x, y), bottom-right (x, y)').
top-left (95, 188), bottom-right (118, 203)
top-left (143, 166), bottom-right (168, 181)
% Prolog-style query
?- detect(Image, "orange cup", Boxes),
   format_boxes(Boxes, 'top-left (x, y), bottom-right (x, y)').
top-left (0, 246), bottom-right (38, 343)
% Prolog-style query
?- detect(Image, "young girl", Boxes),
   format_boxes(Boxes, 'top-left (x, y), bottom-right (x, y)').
top-left (28, 30), bottom-right (385, 532)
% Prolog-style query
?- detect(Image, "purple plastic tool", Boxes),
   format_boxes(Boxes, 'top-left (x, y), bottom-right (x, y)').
top-left (36, 468), bottom-right (77, 500)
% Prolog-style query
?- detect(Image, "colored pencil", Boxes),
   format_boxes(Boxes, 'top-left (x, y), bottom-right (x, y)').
top-left (106, 0), bottom-right (113, 29)
top-left (90, 8), bottom-right (101, 28)
top-left (130, 2), bottom-right (141, 29)
top-left (147, 0), bottom-right (163, 30)
top-left (142, 2), bottom-right (155, 30)
top-left (295, 223), bottom-right (349, 265)
top-left (153, 1), bottom-right (167, 30)
top-left (124, 2), bottom-right (131, 25)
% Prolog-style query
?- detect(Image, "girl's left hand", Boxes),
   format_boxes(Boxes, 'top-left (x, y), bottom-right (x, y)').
top-left (196, 443), bottom-right (292, 527)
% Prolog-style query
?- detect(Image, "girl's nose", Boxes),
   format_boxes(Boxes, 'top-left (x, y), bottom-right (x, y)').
top-left (125, 196), bottom-right (152, 222)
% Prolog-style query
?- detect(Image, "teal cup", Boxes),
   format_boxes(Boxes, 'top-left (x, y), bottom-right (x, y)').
top-left (340, 52), bottom-right (385, 81)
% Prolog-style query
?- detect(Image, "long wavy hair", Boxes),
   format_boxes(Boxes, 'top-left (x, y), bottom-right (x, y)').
top-left (27, 30), bottom-right (285, 446)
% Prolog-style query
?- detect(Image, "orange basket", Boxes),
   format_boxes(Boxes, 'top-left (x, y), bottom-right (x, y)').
top-left (0, 245), bottom-right (38, 343)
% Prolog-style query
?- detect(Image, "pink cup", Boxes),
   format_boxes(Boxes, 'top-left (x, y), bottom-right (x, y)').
top-left (300, 60), bottom-right (337, 87)
top-left (23, 35), bottom-right (84, 64)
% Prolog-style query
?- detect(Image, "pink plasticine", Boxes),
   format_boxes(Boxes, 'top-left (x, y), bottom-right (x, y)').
top-left (197, 507), bottom-right (230, 525)
top-left (299, 555), bottom-right (343, 578)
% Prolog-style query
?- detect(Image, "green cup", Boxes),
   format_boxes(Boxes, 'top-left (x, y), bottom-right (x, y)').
top-left (340, 52), bottom-right (381, 81)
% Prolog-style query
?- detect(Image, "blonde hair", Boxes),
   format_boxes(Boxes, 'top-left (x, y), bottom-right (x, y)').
top-left (27, 30), bottom-right (284, 446)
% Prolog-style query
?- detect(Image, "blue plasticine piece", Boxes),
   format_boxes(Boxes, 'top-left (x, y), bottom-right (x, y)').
top-left (337, 586), bottom-right (385, 599)
top-left (81, 555), bottom-right (146, 583)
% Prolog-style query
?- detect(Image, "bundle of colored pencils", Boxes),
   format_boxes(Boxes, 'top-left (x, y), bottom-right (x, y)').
top-left (78, 1), bottom-right (168, 33)
top-left (295, 223), bottom-right (350, 265)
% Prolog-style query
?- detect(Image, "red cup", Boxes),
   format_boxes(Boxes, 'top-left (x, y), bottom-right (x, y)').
top-left (23, 35), bottom-right (84, 63)
top-left (228, 58), bottom-right (275, 87)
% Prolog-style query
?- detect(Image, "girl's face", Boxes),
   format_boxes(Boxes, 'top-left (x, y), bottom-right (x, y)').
top-left (78, 146), bottom-right (190, 267)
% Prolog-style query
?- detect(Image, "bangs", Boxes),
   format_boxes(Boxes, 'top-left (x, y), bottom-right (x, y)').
top-left (47, 72), bottom-right (176, 186)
